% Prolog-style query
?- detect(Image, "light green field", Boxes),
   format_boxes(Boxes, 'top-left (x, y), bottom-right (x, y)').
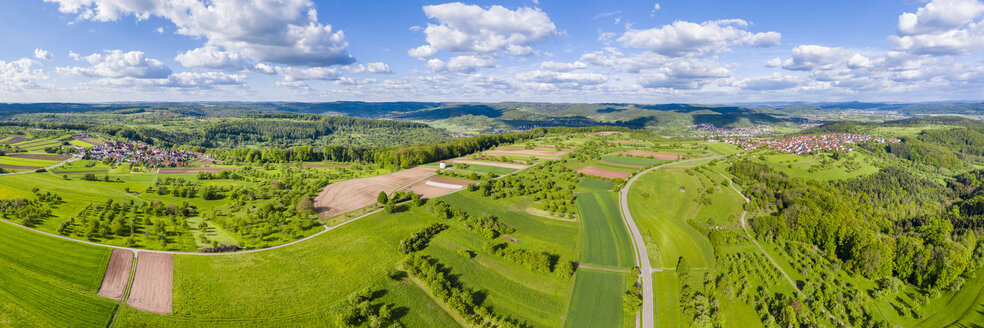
top-left (0, 156), bottom-right (59, 167)
top-left (69, 139), bottom-right (95, 147)
top-left (565, 270), bottom-right (627, 328)
top-left (752, 151), bottom-right (880, 180)
top-left (575, 178), bottom-right (616, 193)
top-left (600, 155), bottom-right (657, 167)
top-left (704, 142), bottom-right (743, 155)
top-left (0, 221), bottom-right (116, 328)
top-left (444, 162), bottom-right (517, 175)
top-left (653, 271), bottom-right (680, 328)
top-left (186, 216), bottom-right (241, 248)
top-left (627, 169), bottom-right (714, 269)
top-left (575, 192), bottom-right (635, 269)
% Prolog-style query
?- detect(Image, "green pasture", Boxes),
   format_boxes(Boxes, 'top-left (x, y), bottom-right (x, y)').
top-left (0, 156), bottom-right (59, 168)
top-left (186, 216), bottom-right (240, 248)
top-left (575, 178), bottom-right (616, 193)
top-left (653, 271), bottom-right (680, 328)
top-left (626, 169), bottom-right (714, 269)
top-left (751, 151), bottom-right (880, 180)
top-left (600, 155), bottom-right (657, 167)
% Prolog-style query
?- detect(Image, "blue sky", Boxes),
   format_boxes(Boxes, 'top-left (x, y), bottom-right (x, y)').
top-left (1, 0), bottom-right (982, 103)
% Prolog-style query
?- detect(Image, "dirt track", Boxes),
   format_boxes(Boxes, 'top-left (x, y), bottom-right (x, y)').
top-left (619, 150), bottom-right (680, 160)
top-left (404, 176), bottom-right (476, 199)
top-left (576, 166), bottom-right (631, 179)
top-left (127, 252), bottom-right (173, 315)
top-left (6, 153), bottom-right (70, 161)
top-left (315, 167), bottom-right (436, 218)
top-left (449, 159), bottom-right (529, 170)
top-left (97, 249), bottom-right (133, 300)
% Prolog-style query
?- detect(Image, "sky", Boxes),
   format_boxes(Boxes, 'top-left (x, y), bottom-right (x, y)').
top-left (1, 0), bottom-right (983, 104)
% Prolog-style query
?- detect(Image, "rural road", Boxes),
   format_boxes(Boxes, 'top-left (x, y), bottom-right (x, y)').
top-left (0, 158), bottom-right (543, 257)
top-left (618, 155), bottom-right (724, 328)
top-left (0, 154), bottom-right (81, 176)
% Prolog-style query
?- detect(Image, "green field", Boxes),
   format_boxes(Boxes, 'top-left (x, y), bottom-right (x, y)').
top-left (752, 151), bottom-right (880, 180)
top-left (575, 192), bottom-right (635, 269)
top-left (0, 221), bottom-right (117, 327)
top-left (445, 162), bottom-right (517, 175)
top-left (653, 271), bottom-right (680, 328)
top-left (0, 155), bottom-right (59, 168)
top-left (600, 155), bottom-right (657, 167)
top-left (564, 270), bottom-right (628, 328)
top-left (575, 178), bottom-right (616, 192)
top-left (627, 169), bottom-right (715, 269)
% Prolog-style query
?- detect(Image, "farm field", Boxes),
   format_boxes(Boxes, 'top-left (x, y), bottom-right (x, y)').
top-left (564, 270), bottom-right (630, 328)
top-left (574, 192), bottom-right (634, 268)
top-left (751, 150), bottom-right (880, 180)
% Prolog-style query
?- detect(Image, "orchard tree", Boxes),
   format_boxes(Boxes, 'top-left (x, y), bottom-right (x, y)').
top-left (377, 191), bottom-right (389, 205)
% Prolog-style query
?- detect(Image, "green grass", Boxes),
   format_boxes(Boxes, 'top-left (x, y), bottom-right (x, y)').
top-left (69, 139), bottom-right (95, 148)
top-left (564, 270), bottom-right (626, 328)
top-left (600, 155), bottom-right (657, 167)
top-left (575, 178), bottom-right (616, 193)
top-left (704, 142), bottom-right (743, 155)
top-left (752, 151), bottom-right (880, 180)
top-left (186, 216), bottom-right (240, 248)
top-left (0, 156), bottom-right (59, 167)
top-left (444, 163), bottom-right (517, 175)
top-left (653, 271), bottom-right (680, 328)
top-left (373, 276), bottom-right (463, 328)
top-left (0, 221), bottom-right (117, 328)
top-left (627, 169), bottom-right (714, 269)
top-left (575, 192), bottom-right (635, 269)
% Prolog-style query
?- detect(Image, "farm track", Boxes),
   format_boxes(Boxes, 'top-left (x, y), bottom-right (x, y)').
top-left (718, 173), bottom-right (845, 327)
top-left (0, 161), bottom-right (543, 257)
top-left (0, 155), bottom-right (80, 176)
top-left (619, 155), bottom-right (724, 328)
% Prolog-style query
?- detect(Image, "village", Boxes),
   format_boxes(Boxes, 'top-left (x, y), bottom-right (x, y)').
top-left (723, 133), bottom-right (901, 155)
top-left (81, 139), bottom-right (210, 167)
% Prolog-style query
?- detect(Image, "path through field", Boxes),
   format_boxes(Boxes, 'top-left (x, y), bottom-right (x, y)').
top-left (0, 155), bottom-right (80, 176)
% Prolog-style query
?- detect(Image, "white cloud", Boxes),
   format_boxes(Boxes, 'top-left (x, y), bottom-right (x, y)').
top-left (174, 45), bottom-right (252, 71)
top-left (765, 57), bottom-right (782, 67)
top-left (34, 49), bottom-right (53, 61)
top-left (45, 0), bottom-right (354, 67)
top-left (650, 3), bottom-right (661, 16)
top-left (539, 60), bottom-right (587, 72)
top-left (781, 45), bottom-right (851, 71)
top-left (346, 62), bottom-right (392, 74)
top-left (739, 74), bottom-right (804, 90)
top-left (515, 70), bottom-right (607, 86)
top-left (413, 2), bottom-right (556, 56)
top-left (58, 50), bottom-right (171, 79)
top-left (617, 19), bottom-right (781, 57)
top-left (408, 45), bottom-right (438, 59)
top-left (85, 71), bottom-right (246, 89)
top-left (638, 59), bottom-right (731, 89)
top-left (426, 56), bottom-right (496, 73)
top-left (275, 66), bottom-right (342, 82)
top-left (0, 58), bottom-right (49, 91)
top-left (580, 47), bottom-right (669, 73)
top-left (892, 0), bottom-right (984, 55)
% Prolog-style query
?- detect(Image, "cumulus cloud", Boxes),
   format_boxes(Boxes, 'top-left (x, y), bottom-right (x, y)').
top-left (84, 71), bottom-right (246, 89)
top-left (45, 0), bottom-right (354, 67)
top-left (781, 45), bottom-right (852, 71)
top-left (892, 0), bottom-right (984, 55)
top-left (739, 74), bottom-right (804, 90)
top-left (174, 45), bottom-right (252, 71)
top-left (638, 59), bottom-right (731, 89)
top-left (515, 70), bottom-right (607, 86)
top-left (275, 66), bottom-right (342, 82)
top-left (346, 62), bottom-right (392, 74)
top-left (617, 19), bottom-right (780, 57)
top-left (0, 58), bottom-right (49, 90)
top-left (425, 56), bottom-right (496, 73)
top-left (539, 61), bottom-right (587, 72)
top-left (34, 49), bottom-right (53, 61)
top-left (650, 3), bottom-right (661, 16)
top-left (412, 2), bottom-right (556, 57)
top-left (765, 57), bottom-right (782, 68)
top-left (58, 50), bottom-right (171, 79)
top-left (580, 47), bottom-right (667, 73)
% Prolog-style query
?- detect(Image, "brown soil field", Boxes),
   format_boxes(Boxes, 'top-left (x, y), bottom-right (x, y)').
top-left (449, 159), bottom-right (529, 170)
top-left (585, 131), bottom-right (618, 136)
top-left (158, 167), bottom-right (237, 175)
top-left (598, 160), bottom-right (644, 168)
top-left (404, 176), bottom-right (476, 199)
top-left (127, 252), bottom-right (173, 315)
top-left (576, 166), bottom-right (632, 179)
top-left (97, 249), bottom-right (133, 300)
top-left (618, 150), bottom-right (681, 160)
top-left (315, 167), bottom-right (436, 218)
top-left (486, 149), bottom-right (568, 158)
top-left (0, 164), bottom-right (41, 170)
top-left (0, 136), bottom-right (26, 145)
top-left (7, 153), bottom-right (70, 161)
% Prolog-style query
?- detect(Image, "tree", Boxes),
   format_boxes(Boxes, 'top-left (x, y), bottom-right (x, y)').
top-left (676, 256), bottom-right (690, 279)
top-left (296, 197), bottom-right (314, 214)
top-left (377, 191), bottom-right (389, 205)
top-left (623, 289), bottom-right (643, 313)
top-left (411, 193), bottom-right (424, 207)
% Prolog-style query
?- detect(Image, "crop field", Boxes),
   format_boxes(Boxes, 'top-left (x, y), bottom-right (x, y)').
top-left (627, 168), bottom-right (715, 269)
top-left (575, 192), bottom-right (634, 268)
top-left (564, 270), bottom-right (628, 328)
top-left (574, 177), bottom-right (616, 192)
top-left (653, 271), bottom-right (680, 327)
top-left (0, 155), bottom-right (59, 168)
top-left (446, 162), bottom-right (517, 175)
top-left (600, 154), bottom-right (657, 167)
top-left (0, 221), bottom-right (117, 327)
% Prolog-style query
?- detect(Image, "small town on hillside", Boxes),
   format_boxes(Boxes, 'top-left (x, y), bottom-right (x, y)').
top-left (82, 140), bottom-right (210, 167)
top-left (723, 133), bottom-right (901, 155)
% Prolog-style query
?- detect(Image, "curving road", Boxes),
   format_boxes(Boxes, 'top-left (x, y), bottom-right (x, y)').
top-left (618, 155), bottom-right (724, 328)
top-left (0, 154), bottom-right (81, 176)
